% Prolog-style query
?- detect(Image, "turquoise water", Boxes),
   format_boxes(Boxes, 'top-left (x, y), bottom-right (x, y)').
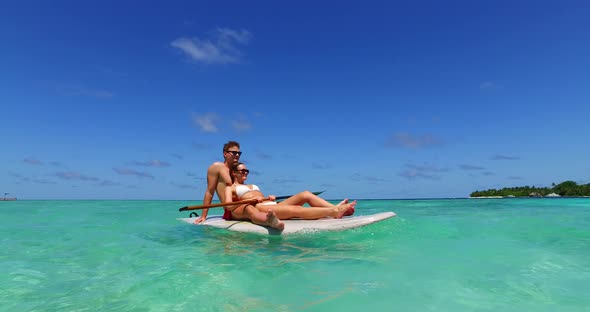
top-left (1, 199), bottom-right (589, 311)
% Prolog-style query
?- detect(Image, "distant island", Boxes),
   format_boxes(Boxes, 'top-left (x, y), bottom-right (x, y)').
top-left (470, 181), bottom-right (590, 198)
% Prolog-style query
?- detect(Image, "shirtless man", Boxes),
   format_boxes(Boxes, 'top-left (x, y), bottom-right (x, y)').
top-left (194, 141), bottom-right (283, 229)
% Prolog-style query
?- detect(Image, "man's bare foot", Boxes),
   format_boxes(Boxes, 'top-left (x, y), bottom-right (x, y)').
top-left (334, 201), bottom-right (357, 218)
top-left (266, 209), bottom-right (285, 230)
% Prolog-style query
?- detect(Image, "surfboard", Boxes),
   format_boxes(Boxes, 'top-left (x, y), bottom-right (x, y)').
top-left (178, 211), bottom-right (396, 235)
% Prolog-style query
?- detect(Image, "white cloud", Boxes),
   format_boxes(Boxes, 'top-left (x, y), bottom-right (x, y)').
top-left (385, 132), bottom-right (443, 149)
top-left (56, 85), bottom-right (113, 99)
top-left (232, 119), bottom-right (251, 132)
top-left (193, 112), bottom-right (219, 133)
top-left (55, 171), bottom-right (100, 181)
top-left (312, 162), bottom-right (331, 169)
top-left (191, 142), bottom-right (213, 150)
top-left (480, 81), bottom-right (503, 90)
top-left (113, 168), bottom-right (154, 179)
top-left (171, 28), bottom-right (252, 64)
top-left (132, 160), bottom-right (171, 167)
top-left (23, 157), bottom-right (43, 165)
top-left (172, 182), bottom-right (195, 189)
top-left (256, 151), bottom-right (272, 160)
top-left (492, 154), bottom-right (520, 160)
top-left (459, 164), bottom-right (485, 171)
top-left (192, 113), bottom-right (252, 133)
top-left (399, 163), bottom-right (448, 180)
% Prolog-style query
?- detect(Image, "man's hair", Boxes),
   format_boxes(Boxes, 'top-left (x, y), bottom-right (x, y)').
top-left (223, 141), bottom-right (240, 153)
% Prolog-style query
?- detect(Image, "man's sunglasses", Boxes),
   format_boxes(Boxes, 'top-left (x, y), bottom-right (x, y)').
top-left (225, 151), bottom-right (242, 156)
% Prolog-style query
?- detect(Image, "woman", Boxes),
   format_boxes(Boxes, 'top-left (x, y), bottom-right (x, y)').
top-left (223, 162), bottom-right (356, 223)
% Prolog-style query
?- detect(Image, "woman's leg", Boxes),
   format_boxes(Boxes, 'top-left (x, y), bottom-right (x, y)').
top-left (256, 201), bottom-right (356, 220)
top-left (280, 190), bottom-right (347, 207)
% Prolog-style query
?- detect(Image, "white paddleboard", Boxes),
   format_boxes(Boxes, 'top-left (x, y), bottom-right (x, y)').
top-left (178, 211), bottom-right (396, 235)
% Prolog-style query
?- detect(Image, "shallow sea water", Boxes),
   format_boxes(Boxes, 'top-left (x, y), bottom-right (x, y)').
top-left (1, 198), bottom-right (589, 311)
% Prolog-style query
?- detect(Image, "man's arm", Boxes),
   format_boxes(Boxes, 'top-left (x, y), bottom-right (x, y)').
top-left (194, 164), bottom-right (219, 224)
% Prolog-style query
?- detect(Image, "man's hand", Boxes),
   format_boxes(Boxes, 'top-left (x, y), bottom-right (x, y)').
top-left (194, 215), bottom-right (207, 224)
top-left (268, 195), bottom-right (276, 202)
top-left (255, 196), bottom-right (266, 203)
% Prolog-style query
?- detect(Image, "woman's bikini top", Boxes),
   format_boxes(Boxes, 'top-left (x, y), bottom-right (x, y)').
top-left (235, 184), bottom-right (260, 198)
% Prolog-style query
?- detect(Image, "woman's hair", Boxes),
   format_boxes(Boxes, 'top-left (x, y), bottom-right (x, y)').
top-left (230, 162), bottom-right (245, 183)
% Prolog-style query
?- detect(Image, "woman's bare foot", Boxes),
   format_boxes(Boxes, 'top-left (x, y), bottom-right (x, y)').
top-left (344, 207), bottom-right (355, 216)
top-left (334, 201), bottom-right (357, 218)
top-left (265, 209), bottom-right (285, 230)
top-left (337, 198), bottom-right (349, 206)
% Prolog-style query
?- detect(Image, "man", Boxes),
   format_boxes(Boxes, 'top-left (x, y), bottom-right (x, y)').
top-left (194, 141), bottom-right (243, 224)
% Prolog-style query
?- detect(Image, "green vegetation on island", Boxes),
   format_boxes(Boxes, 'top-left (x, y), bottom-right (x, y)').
top-left (471, 181), bottom-right (590, 197)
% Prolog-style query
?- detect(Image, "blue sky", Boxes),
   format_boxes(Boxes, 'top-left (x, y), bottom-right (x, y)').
top-left (2, 1), bottom-right (589, 200)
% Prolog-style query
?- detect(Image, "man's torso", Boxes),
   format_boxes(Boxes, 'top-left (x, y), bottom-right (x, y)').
top-left (211, 162), bottom-right (232, 202)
